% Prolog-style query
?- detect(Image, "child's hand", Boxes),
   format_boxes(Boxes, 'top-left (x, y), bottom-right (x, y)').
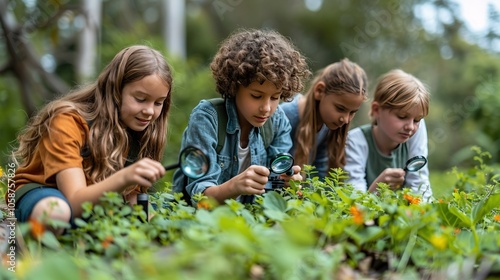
top-left (232, 165), bottom-right (270, 195)
top-left (280, 165), bottom-right (302, 186)
top-left (369, 168), bottom-right (405, 192)
top-left (120, 158), bottom-right (166, 191)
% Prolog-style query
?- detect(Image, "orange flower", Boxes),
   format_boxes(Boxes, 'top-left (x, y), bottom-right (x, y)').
top-left (102, 235), bottom-right (114, 249)
top-left (29, 218), bottom-right (45, 240)
top-left (454, 228), bottom-right (461, 235)
top-left (403, 194), bottom-right (420, 205)
top-left (296, 190), bottom-right (303, 197)
top-left (438, 199), bottom-right (444, 203)
top-left (350, 206), bottom-right (364, 225)
top-left (197, 199), bottom-right (211, 210)
top-left (494, 214), bottom-right (500, 222)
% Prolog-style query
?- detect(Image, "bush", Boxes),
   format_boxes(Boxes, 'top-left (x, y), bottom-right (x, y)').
top-left (2, 148), bottom-right (500, 279)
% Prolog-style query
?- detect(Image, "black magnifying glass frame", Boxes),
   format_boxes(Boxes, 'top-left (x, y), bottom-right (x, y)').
top-left (404, 155), bottom-right (427, 172)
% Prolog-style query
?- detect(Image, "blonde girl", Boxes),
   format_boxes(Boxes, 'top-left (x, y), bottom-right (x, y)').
top-left (344, 69), bottom-right (432, 200)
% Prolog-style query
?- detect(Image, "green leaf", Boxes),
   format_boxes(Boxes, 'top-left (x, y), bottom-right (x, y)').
top-left (436, 203), bottom-right (469, 228)
top-left (333, 187), bottom-right (352, 205)
top-left (262, 191), bottom-right (287, 212)
top-left (472, 193), bottom-right (500, 224)
top-left (41, 231), bottom-right (61, 249)
top-left (448, 205), bottom-right (472, 228)
top-left (344, 226), bottom-right (384, 246)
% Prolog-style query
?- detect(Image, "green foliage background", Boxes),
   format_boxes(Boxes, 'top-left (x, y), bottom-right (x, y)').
top-left (1, 0), bottom-right (500, 173)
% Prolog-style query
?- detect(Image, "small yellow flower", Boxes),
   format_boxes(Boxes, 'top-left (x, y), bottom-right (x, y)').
top-left (494, 214), bottom-right (500, 222)
top-left (0, 166), bottom-right (3, 177)
top-left (430, 234), bottom-right (448, 250)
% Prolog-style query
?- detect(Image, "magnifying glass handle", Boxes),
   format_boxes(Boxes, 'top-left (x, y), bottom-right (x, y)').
top-left (137, 193), bottom-right (149, 222)
top-left (241, 195), bottom-right (255, 204)
top-left (164, 162), bottom-right (180, 171)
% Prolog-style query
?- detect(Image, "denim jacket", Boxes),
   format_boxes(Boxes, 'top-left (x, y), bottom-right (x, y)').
top-left (172, 98), bottom-right (293, 204)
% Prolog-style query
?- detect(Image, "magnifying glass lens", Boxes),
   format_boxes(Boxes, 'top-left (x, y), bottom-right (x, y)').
top-left (270, 154), bottom-right (294, 174)
top-left (404, 156), bottom-right (427, 172)
top-left (180, 147), bottom-right (209, 179)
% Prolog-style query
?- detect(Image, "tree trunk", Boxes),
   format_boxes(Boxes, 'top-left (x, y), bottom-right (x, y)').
top-left (76, 0), bottom-right (102, 83)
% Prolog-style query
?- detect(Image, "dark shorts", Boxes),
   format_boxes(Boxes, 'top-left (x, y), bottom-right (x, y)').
top-left (15, 187), bottom-right (73, 225)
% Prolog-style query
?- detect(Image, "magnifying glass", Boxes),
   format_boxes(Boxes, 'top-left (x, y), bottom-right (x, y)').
top-left (404, 155), bottom-right (427, 172)
top-left (138, 146), bottom-right (209, 220)
top-left (269, 153), bottom-right (294, 175)
top-left (241, 153), bottom-right (295, 204)
top-left (164, 146), bottom-right (210, 178)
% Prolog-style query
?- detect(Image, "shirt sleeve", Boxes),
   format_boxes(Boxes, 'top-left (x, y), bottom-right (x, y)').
top-left (39, 112), bottom-right (88, 183)
top-left (268, 106), bottom-right (293, 157)
top-left (344, 127), bottom-right (369, 192)
top-left (172, 101), bottom-right (222, 201)
top-left (405, 119), bottom-right (433, 201)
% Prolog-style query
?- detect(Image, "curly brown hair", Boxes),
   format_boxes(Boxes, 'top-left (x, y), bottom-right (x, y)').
top-left (210, 29), bottom-right (311, 100)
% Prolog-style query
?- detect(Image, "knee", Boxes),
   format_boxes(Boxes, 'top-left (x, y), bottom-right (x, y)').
top-left (30, 197), bottom-right (72, 234)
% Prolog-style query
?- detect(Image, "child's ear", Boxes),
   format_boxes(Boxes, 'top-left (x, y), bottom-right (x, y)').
top-left (371, 101), bottom-right (381, 116)
top-left (313, 81), bottom-right (326, 100)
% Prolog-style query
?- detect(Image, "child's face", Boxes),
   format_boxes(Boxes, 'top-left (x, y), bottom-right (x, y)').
top-left (235, 80), bottom-right (281, 130)
top-left (315, 84), bottom-right (364, 130)
top-left (374, 103), bottom-right (424, 146)
top-left (120, 74), bottom-right (170, 131)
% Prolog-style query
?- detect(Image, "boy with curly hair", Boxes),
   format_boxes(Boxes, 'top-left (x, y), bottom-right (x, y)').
top-left (173, 29), bottom-right (311, 205)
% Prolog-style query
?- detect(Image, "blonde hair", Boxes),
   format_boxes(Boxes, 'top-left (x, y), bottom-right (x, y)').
top-left (295, 58), bottom-right (367, 170)
top-left (370, 69), bottom-right (430, 124)
top-left (14, 45), bottom-right (173, 184)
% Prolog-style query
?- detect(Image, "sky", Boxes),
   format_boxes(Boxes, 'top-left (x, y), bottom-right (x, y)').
top-left (416, 0), bottom-right (500, 51)
top-left (455, 0), bottom-right (499, 32)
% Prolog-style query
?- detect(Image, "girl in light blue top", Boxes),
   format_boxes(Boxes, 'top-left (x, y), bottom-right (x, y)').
top-left (173, 29), bottom-right (311, 205)
top-left (344, 69), bottom-right (432, 200)
top-left (281, 59), bottom-right (368, 178)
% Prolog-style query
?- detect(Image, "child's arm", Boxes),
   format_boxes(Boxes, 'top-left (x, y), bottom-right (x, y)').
top-left (57, 158), bottom-right (165, 217)
top-left (344, 127), bottom-right (370, 192)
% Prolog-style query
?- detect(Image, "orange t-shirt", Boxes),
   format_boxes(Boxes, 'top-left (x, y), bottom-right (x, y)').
top-left (13, 111), bottom-right (90, 192)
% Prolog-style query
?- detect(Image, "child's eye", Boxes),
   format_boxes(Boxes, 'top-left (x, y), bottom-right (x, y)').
top-left (251, 94), bottom-right (261, 99)
top-left (154, 102), bottom-right (163, 106)
top-left (271, 96), bottom-right (280, 101)
top-left (135, 97), bottom-right (146, 103)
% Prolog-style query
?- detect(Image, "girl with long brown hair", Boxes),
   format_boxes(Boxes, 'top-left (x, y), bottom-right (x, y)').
top-left (9, 45), bottom-right (173, 234)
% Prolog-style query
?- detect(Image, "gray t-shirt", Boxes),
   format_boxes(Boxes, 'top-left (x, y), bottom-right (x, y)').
top-left (280, 95), bottom-right (330, 178)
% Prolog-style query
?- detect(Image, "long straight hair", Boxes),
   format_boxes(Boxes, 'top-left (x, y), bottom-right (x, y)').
top-left (295, 58), bottom-right (367, 170)
top-left (14, 45), bottom-right (173, 184)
